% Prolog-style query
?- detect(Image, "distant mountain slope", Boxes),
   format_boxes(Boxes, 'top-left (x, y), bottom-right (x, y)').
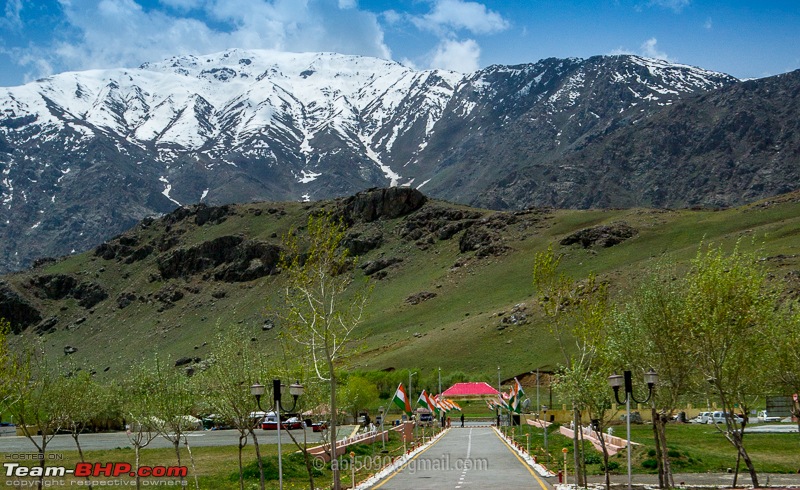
top-left (471, 68), bottom-right (800, 209)
top-left (3, 187), bottom-right (800, 379)
top-left (1, 49), bottom-right (798, 272)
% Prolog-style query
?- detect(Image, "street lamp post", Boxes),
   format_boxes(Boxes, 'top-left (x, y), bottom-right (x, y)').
top-left (252, 380), bottom-right (304, 490)
top-left (542, 405), bottom-right (548, 462)
top-left (608, 369), bottom-right (657, 490)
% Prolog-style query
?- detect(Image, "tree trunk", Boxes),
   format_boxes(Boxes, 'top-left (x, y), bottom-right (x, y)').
top-left (658, 413), bottom-right (674, 488)
top-left (594, 425), bottom-right (611, 490)
top-left (572, 405), bottom-right (585, 487)
top-left (652, 409), bottom-right (665, 489)
top-left (135, 445), bottom-right (142, 490)
top-left (249, 428), bottom-right (266, 490)
top-left (237, 432), bottom-right (247, 490)
top-left (72, 429), bottom-right (92, 488)
top-left (330, 366), bottom-right (341, 490)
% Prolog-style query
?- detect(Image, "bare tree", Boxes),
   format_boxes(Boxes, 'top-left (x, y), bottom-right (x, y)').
top-left (278, 213), bottom-right (372, 490)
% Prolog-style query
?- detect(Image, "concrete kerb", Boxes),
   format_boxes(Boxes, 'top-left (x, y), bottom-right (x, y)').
top-left (354, 427), bottom-right (450, 489)
top-left (493, 426), bottom-right (556, 478)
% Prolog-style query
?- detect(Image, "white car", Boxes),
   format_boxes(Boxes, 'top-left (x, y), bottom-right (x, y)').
top-left (757, 410), bottom-right (782, 423)
top-left (708, 411), bottom-right (744, 425)
top-left (691, 412), bottom-right (711, 424)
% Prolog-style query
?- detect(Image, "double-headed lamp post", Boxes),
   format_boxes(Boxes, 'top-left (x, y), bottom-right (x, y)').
top-left (251, 380), bottom-right (304, 490)
top-left (608, 369), bottom-right (657, 490)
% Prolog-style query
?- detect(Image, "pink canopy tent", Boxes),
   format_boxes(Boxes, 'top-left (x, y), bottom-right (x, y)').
top-left (440, 382), bottom-right (500, 399)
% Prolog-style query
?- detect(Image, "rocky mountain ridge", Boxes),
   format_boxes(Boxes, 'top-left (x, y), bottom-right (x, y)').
top-left (1, 49), bottom-right (798, 272)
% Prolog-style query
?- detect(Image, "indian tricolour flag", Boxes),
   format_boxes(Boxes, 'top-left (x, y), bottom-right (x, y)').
top-left (510, 377), bottom-right (526, 413)
top-left (418, 390), bottom-right (439, 415)
top-left (392, 383), bottom-right (412, 415)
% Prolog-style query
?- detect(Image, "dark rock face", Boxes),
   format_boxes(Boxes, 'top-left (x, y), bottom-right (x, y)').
top-left (34, 316), bottom-right (59, 335)
top-left (361, 257), bottom-right (403, 276)
top-left (157, 235), bottom-right (244, 278)
top-left (342, 229), bottom-right (384, 255)
top-left (26, 274), bottom-right (108, 309)
top-left (399, 205), bottom-right (481, 242)
top-left (406, 291), bottom-right (437, 305)
top-left (157, 236), bottom-right (282, 282)
top-left (560, 222), bottom-right (638, 248)
top-left (0, 282), bottom-right (42, 332)
top-left (339, 187), bottom-right (427, 224)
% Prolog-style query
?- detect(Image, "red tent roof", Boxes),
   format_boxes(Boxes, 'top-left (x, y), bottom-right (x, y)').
top-left (441, 382), bottom-right (499, 397)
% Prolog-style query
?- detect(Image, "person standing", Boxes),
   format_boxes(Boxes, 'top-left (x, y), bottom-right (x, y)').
top-left (460, 413), bottom-right (465, 427)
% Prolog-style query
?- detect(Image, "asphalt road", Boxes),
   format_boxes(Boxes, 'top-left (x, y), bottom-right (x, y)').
top-left (0, 426), bottom-right (353, 453)
top-left (372, 427), bottom-right (549, 490)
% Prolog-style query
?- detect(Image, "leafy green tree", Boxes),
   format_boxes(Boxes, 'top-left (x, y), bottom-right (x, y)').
top-left (4, 338), bottom-right (67, 489)
top-left (681, 244), bottom-right (778, 488)
top-left (609, 263), bottom-right (699, 489)
top-left (767, 303), bottom-right (800, 432)
top-left (278, 213), bottom-right (372, 490)
top-left (202, 324), bottom-right (270, 490)
top-left (146, 358), bottom-right (200, 489)
top-left (120, 362), bottom-right (164, 490)
top-left (533, 245), bottom-right (610, 487)
top-left (0, 318), bottom-right (14, 417)
top-left (341, 375), bottom-right (379, 419)
top-left (57, 364), bottom-right (105, 486)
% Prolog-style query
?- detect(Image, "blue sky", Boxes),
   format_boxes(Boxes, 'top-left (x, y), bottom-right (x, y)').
top-left (1, 0), bottom-right (798, 87)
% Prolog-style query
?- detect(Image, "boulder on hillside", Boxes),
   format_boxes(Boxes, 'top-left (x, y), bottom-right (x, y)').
top-left (560, 222), bottom-right (638, 248)
top-left (339, 187), bottom-right (427, 224)
top-left (0, 284), bottom-right (44, 332)
top-left (405, 291), bottom-right (437, 305)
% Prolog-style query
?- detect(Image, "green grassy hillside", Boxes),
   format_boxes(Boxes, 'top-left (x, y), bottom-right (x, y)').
top-left (5, 189), bottom-right (800, 381)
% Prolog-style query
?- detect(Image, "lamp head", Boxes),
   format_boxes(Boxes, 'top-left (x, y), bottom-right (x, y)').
top-left (644, 369), bottom-right (658, 389)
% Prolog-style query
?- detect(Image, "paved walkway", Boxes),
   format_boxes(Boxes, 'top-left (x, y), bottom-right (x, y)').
top-left (372, 427), bottom-right (549, 490)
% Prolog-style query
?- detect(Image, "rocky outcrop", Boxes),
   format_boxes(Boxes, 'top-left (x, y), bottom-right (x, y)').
top-left (342, 228), bottom-right (383, 255)
top-left (339, 187), bottom-right (427, 224)
top-left (26, 274), bottom-right (108, 309)
top-left (0, 282), bottom-right (43, 333)
top-left (398, 204), bottom-right (482, 250)
top-left (157, 236), bottom-right (282, 282)
top-left (560, 222), bottom-right (638, 248)
top-left (406, 291), bottom-right (437, 305)
top-left (361, 257), bottom-right (403, 276)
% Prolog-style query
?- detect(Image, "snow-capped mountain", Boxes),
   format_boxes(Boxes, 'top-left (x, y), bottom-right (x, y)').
top-left (2, 49), bottom-right (798, 272)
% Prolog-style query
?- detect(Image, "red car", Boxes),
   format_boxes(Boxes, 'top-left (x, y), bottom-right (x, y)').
top-left (262, 415), bottom-right (303, 430)
top-left (312, 421), bottom-right (328, 432)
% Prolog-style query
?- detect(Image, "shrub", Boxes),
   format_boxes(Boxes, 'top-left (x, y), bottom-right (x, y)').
top-left (641, 459), bottom-right (658, 470)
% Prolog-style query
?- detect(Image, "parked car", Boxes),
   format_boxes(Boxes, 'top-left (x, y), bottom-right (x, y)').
top-left (691, 412), bottom-right (711, 424)
top-left (708, 411), bottom-right (744, 425)
top-left (261, 413), bottom-right (303, 430)
top-left (757, 410), bottom-right (782, 423)
top-left (620, 411), bottom-right (643, 424)
top-left (312, 421), bottom-right (328, 432)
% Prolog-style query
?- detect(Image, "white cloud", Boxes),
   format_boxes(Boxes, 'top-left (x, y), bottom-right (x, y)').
top-left (413, 0), bottom-right (509, 36)
top-left (608, 38), bottom-right (672, 62)
top-left (640, 38), bottom-right (671, 61)
top-left (703, 17), bottom-right (713, 29)
top-left (10, 0), bottom-right (391, 80)
top-left (428, 38), bottom-right (479, 73)
top-left (1, 0), bottom-right (22, 29)
top-left (158, 0), bottom-right (203, 10)
top-left (648, 0), bottom-right (691, 13)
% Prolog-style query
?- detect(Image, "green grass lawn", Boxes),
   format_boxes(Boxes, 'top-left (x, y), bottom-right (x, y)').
top-left (3, 428), bottom-right (420, 489)
top-left (511, 422), bottom-right (800, 476)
